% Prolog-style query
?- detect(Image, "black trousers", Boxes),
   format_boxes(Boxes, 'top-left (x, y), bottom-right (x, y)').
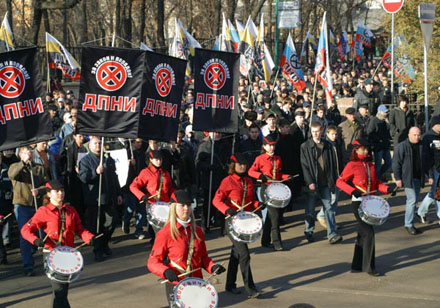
top-left (83, 204), bottom-right (116, 256)
top-left (225, 234), bottom-right (256, 292)
top-left (352, 201), bottom-right (376, 273)
top-left (260, 185), bottom-right (282, 246)
top-left (201, 187), bottom-right (223, 229)
top-left (165, 282), bottom-right (175, 307)
top-left (44, 252), bottom-right (70, 308)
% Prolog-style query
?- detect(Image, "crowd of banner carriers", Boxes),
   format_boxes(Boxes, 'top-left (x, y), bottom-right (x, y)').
top-left (1, 9), bottom-right (438, 308)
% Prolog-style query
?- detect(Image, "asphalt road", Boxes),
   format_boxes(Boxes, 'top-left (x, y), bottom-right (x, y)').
top-left (1, 188), bottom-right (440, 308)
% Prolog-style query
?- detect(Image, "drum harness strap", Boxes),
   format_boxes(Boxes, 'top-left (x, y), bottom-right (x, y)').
top-left (185, 228), bottom-right (195, 273)
top-left (156, 170), bottom-right (163, 201)
top-left (272, 158), bottom-right (277, 180)
top-left (57, 207), bottom-right (66, 246)
top-left (241, 180), bottom-right (248, 208)
top-left (365, 162), bottom-right (371, 194)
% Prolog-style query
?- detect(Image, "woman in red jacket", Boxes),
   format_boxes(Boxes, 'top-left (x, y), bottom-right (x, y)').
top-left (213, 153), bottom-right (263, 298)
top-left (336, 139), bottom-right (395, 276)
top-left (248, 133), bottom-right (292, 251)
top-left (130, 150), bottom-right (175, 236)
top-left (147, 190), bottom-right (225, 306)
top-left (21, 180), bottom-right (95, 308)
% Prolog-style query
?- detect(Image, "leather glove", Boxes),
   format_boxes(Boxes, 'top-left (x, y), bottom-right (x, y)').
top-left (351, 190), bottom-right (362, 198)
top-left (226, 208), bottom-right (238, 216)
top-left (259, 174), bottom-right (268, 183)
top-left (211, 264), bottom-right (226, 275)
top-left (142, 195), bottom-right (149, 204)
top-left (0, 216), bottom-right (5, 227)
top-left (257, 202), bottom-right (266, 211)
top-left (34, 238), bottom-right (44, 248)
top-left (164, 268), bottom-right (179, 282)
top-left (387, 183), bottom-right (397, 196)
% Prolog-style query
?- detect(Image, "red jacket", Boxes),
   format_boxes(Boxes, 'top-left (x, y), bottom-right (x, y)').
top-left (337, 160), bottom-right (388, 196)
top-left (147, 223), bottom-right (215, 285)
top-left (21, 203), bottom-right (94, 250)
top-left (130, 165), bottom-right (175, 204)
top-left (248, 153), bottom-right (290, 181)
top-left (213, 174), bottom-right (259, 215)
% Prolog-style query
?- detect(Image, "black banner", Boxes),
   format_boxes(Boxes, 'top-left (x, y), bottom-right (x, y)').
top-left (77, 46), bottom-right (144, 138)
top-left (193, 48), bottom-right (239, 133)
top-left (138, 51), bottom-right (187, 142)
top-left (0, 47), bottom-right (52, 151)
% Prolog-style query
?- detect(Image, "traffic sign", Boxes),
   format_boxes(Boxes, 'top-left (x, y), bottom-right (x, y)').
top-left (419, 3), bottom-right (435, 49)
top-left (381, 0), bottom-right (405, 14)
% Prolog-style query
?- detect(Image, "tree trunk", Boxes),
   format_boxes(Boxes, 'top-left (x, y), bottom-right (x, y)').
top-left (31, 0), bottom-right (43, 45)
top-left (63, 0), bottom-right (68, 46)
top-left (156, 0), bottom-right (165, 53)
top-left (42, 9), bottom-right (50, 34)
top-left (4, 0), bottom-right (12, 31)
top-left (225, 0), bottom-right (237, 23)
top-left (214, 0), bottom-right (222, 36)
top-left (138, 0), bottom-right (146, 44)
top-left (250, 0), bottom-right (266, 22)
top-left (74, 0), bottom-right (88, 44)
top-left (115, 0), bottom-right (121, 45)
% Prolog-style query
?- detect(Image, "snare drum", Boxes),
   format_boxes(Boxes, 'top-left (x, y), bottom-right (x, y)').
top-left (172, 277), bottom-right (218, 308)
top-left (227, 211), bottom-right (263, 243)
top-left (359, 195), bottom-right (390, 226)
top-left (45, 246), bottom-right (83, 284)
top-left (147, 201), bottom-right (170, 230)
top-left (264, 182), bottom-right (291, 208)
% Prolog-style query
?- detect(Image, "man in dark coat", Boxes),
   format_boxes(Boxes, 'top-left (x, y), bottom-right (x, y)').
top-left (290, 110), bottom-right (309, 194)
top-left (389, 96), bottom-right (417, 146)
top-left (238, 123), bottom-right (262, 166)
top-left (353, 78), bottom-right (381, 116)
top-left (78, 136), bottom-right (122, 262)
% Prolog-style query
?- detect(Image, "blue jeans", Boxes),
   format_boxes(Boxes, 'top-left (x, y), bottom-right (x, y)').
top-left (317, 188), bottom-right (340, 219)
top-left (373, 150), bottom-right (391, 179)
top-left (14, 204), bottom-right (36, 270)
top-left (122, 193), bottom-right (146, 235)
top-left (404, 179), bottom-right (421, 227)
top-left (305, 186), bottom-right (339, 240)
top-left (418, 169), bottom-right (440, 220)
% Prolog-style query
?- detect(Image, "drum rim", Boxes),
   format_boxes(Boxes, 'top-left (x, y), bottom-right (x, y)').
top-left (173, 277), bottom-right (218, 306)
top-left (47, 246), bottom-right (84, 275)
top-left (231, 212), bottom-right (263, 234)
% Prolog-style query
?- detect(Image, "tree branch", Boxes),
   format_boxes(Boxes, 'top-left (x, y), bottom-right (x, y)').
top-left (42, 0), bottom-right (81, 10)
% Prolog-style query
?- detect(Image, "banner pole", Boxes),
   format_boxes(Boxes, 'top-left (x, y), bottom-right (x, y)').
top-left (29, 164), bottom-right (42, 239)
top-left (270, 68), bottom-right (280, 98)
top-left (391, 13), bottom-right (395, 105)
top-left (371, 57), bottom-right (383, 79)
top-left (96, 137), bottom-right (105, 234)
top-left (247, 74), bottom-right (257, 105)
top-left (310, 75), bottom-right (318, 126)
top-left (128, 139), bottom-right (134, 159)
top-left (206, 136), bottom-right (215, 229)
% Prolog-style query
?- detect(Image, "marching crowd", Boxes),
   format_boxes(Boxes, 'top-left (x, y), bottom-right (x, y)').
top-left (2, 55), bottom-right (440, 306)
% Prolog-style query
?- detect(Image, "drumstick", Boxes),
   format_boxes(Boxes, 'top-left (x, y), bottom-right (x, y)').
top-left (201, 261), bottom-right (226, 287)
top-left (160, 267), bottom-right (202, 284)
top-left (139, 193), bottom-right (159, 203)
top-left (3, 213), bottom-right (12, 220)
top-left (74, 233), bottom-right (103, 250)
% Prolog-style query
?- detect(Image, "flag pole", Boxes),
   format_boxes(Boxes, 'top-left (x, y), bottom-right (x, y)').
top-left (270, 68), bottom-right (281, 98)
top-left (310, 76), bottom-right (318, 126)
top-left (371, 57), bottom-right (383, 79)
top-left (206, 136), bottom-right (215, 229)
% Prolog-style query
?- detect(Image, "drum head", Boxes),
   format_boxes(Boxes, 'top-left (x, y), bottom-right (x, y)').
top-left (47, 246), bottom-right (83, 275)
top-left (150, 202), bottom-right (170, 223)
top-left (173, 278), bottom-right (218, 308)
top-left (231, 212), bottom-right (263, 235)
top-left (360, 195), bottom-right (390, 219)
top-left (266, 183), bottom-right (291, 201)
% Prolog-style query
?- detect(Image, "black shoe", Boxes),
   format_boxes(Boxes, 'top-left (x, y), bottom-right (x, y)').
top-left (94, 253), bottom-right (105, 262)
top-left (405, 226), bottom-right (422, 235)
top-left (416, 213), bottom-right (432, 224)
top-left (225, 287), bottom-right (241, 295)
top-left (261, 243), bottom-right (274, 249)
top-left (273, 243), bottom-right (284, 251)
top-left (367, 270), bottom-right (381, 277)
top-left (329, 235), bottom-right (343, 244)
top-left (350, 269), bottom-right (362, 273)
top-left (247, 288), bottom-right (261, 298)
top-left (103, 247), bottom-right (113, 256)
top-left (122, 221), bottom-right (130, 234)
top-left (24, 269), bottom-right (35, 277)
top-left (304, 232), bottom-right (315, 243)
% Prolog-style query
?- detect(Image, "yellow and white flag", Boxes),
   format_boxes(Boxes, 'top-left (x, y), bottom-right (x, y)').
top-left (0, 12), bottom-right (14, 52)
top-left (46, 32), bottom-right (80, 80)
top-left (256, 14), bottom-right (274, 82)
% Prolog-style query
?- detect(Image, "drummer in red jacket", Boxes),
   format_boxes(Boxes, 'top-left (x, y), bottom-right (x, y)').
top-left (130, 150), bottom-right (175, 235)
top-left (248, 133), bottom-right (293, 251)
top-left (213, 153), bottom-right (263, 298)
top-left (147, 190), bottom-right (225, 306)
top-left (21, 180), bottom-right (95, 308)
top-left (336, 139), bottom-right (395, 276)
